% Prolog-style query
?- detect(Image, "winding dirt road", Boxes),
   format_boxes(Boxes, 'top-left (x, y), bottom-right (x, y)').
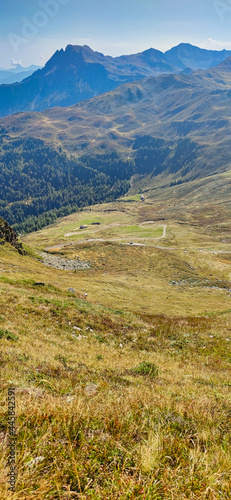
top-left (46, 224), bottom-right (167, 252)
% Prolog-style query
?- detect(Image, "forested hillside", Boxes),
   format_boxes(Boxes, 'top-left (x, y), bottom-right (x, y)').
top-left (0, 128), bottom-right (203, 233)
top-left (0, 136), bottom-right (135, 232)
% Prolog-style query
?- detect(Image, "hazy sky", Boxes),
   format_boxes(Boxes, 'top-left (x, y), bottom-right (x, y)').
top-left (1, 0), bottom-right (231, 68)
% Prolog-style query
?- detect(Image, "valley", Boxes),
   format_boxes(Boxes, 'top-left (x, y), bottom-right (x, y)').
top-left (0, 41), bottom-right (231, 499)
top-left (22, 197), bottom-right (231, 317)
top-left (2, 58), bottom-right (231, 234)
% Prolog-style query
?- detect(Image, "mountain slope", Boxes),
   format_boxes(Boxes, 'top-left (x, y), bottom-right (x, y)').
top-left (1, 43), bottom-right (231, 117)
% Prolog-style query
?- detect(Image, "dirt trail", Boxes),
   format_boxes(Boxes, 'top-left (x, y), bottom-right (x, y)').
top-left (64, 223), bottom-right (167, 238)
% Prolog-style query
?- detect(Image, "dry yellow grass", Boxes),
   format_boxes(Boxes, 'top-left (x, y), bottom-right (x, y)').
top-left (0, 199), bottom-right (231, 498)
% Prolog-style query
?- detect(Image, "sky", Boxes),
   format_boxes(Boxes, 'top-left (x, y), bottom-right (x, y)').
top-left (1, 0), bottom-right (231, 68)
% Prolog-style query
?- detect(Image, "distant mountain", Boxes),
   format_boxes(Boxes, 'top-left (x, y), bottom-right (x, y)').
top-left (164, 43), bottom-right (231, 70)
top-left (2, 57), bottom-right (230, 162)
top-left (1, 59), bottom-right (231, 231)
top-left (0, 43), bottom-right (231, 118)
top-left (0, 65), bottom-right (41, 85)
top-left (214, 55), bottom-right (231, 71)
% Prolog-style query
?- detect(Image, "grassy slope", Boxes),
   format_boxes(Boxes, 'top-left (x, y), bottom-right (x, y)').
top-left (0, 198), bottom-right (231, 499)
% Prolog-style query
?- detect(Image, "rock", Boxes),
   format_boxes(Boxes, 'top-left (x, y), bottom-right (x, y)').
top-left (68, 288), bottom-right (76, 293)
top-left (99, 432), bottom-right (110, 441)
top-left (16, 387), bottom-right (44, 398)
top-left (38, 306), bottom-right (50, 312)
top-left (72, 334), bottom-right (84, 340)
top-left (66, 396), bottom-right (75, 403)
top-left (0, 217), bottom-right (26, 254)
top-left (85, 383), bottom-right (98, 396)
top-left (26, 456), bottom-right (45, 468)
top-left (0, 432), bottom-right (7, 444)
top-left (38, 252), bottom-right (90, 271)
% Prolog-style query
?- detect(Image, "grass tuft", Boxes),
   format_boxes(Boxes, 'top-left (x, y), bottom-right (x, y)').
top-left (131, 361), bottom-right (159, 378)
top-left (0, 328), bottom-right (18, 341)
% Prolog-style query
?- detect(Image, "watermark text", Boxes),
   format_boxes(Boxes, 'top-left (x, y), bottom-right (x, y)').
top-left (213, 0), bottom-right (231, 21)
top-left (8, 0), bottom-right (71, 53)
top-left (7, 387), bottom-right (16, 492)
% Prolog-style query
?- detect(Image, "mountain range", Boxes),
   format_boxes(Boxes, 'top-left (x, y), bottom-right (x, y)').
top-left (1, 43), bottom-right (231, 117)
top-left (1, 54), bottom-right (231, 231)
top-left (0, 64), bottom-right (41, 85)
top-left (2, 56), bottom-right (231, 165)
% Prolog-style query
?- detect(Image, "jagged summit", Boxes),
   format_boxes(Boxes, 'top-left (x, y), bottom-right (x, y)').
top-left (65, 44), bottom-right (96, 54)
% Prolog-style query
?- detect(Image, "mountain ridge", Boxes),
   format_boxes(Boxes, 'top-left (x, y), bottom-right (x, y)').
top-left (1, 43), bottom-right (231, 117)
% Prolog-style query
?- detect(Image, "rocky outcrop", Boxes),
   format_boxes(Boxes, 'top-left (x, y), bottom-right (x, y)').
top-left (38, 252), bottom-right (90, 271)
top-left (0, 217), bottom-right (26, 254)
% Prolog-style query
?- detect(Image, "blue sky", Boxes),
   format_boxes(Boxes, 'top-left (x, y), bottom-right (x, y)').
top-left (1, 0), bottom-right (231, 68)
